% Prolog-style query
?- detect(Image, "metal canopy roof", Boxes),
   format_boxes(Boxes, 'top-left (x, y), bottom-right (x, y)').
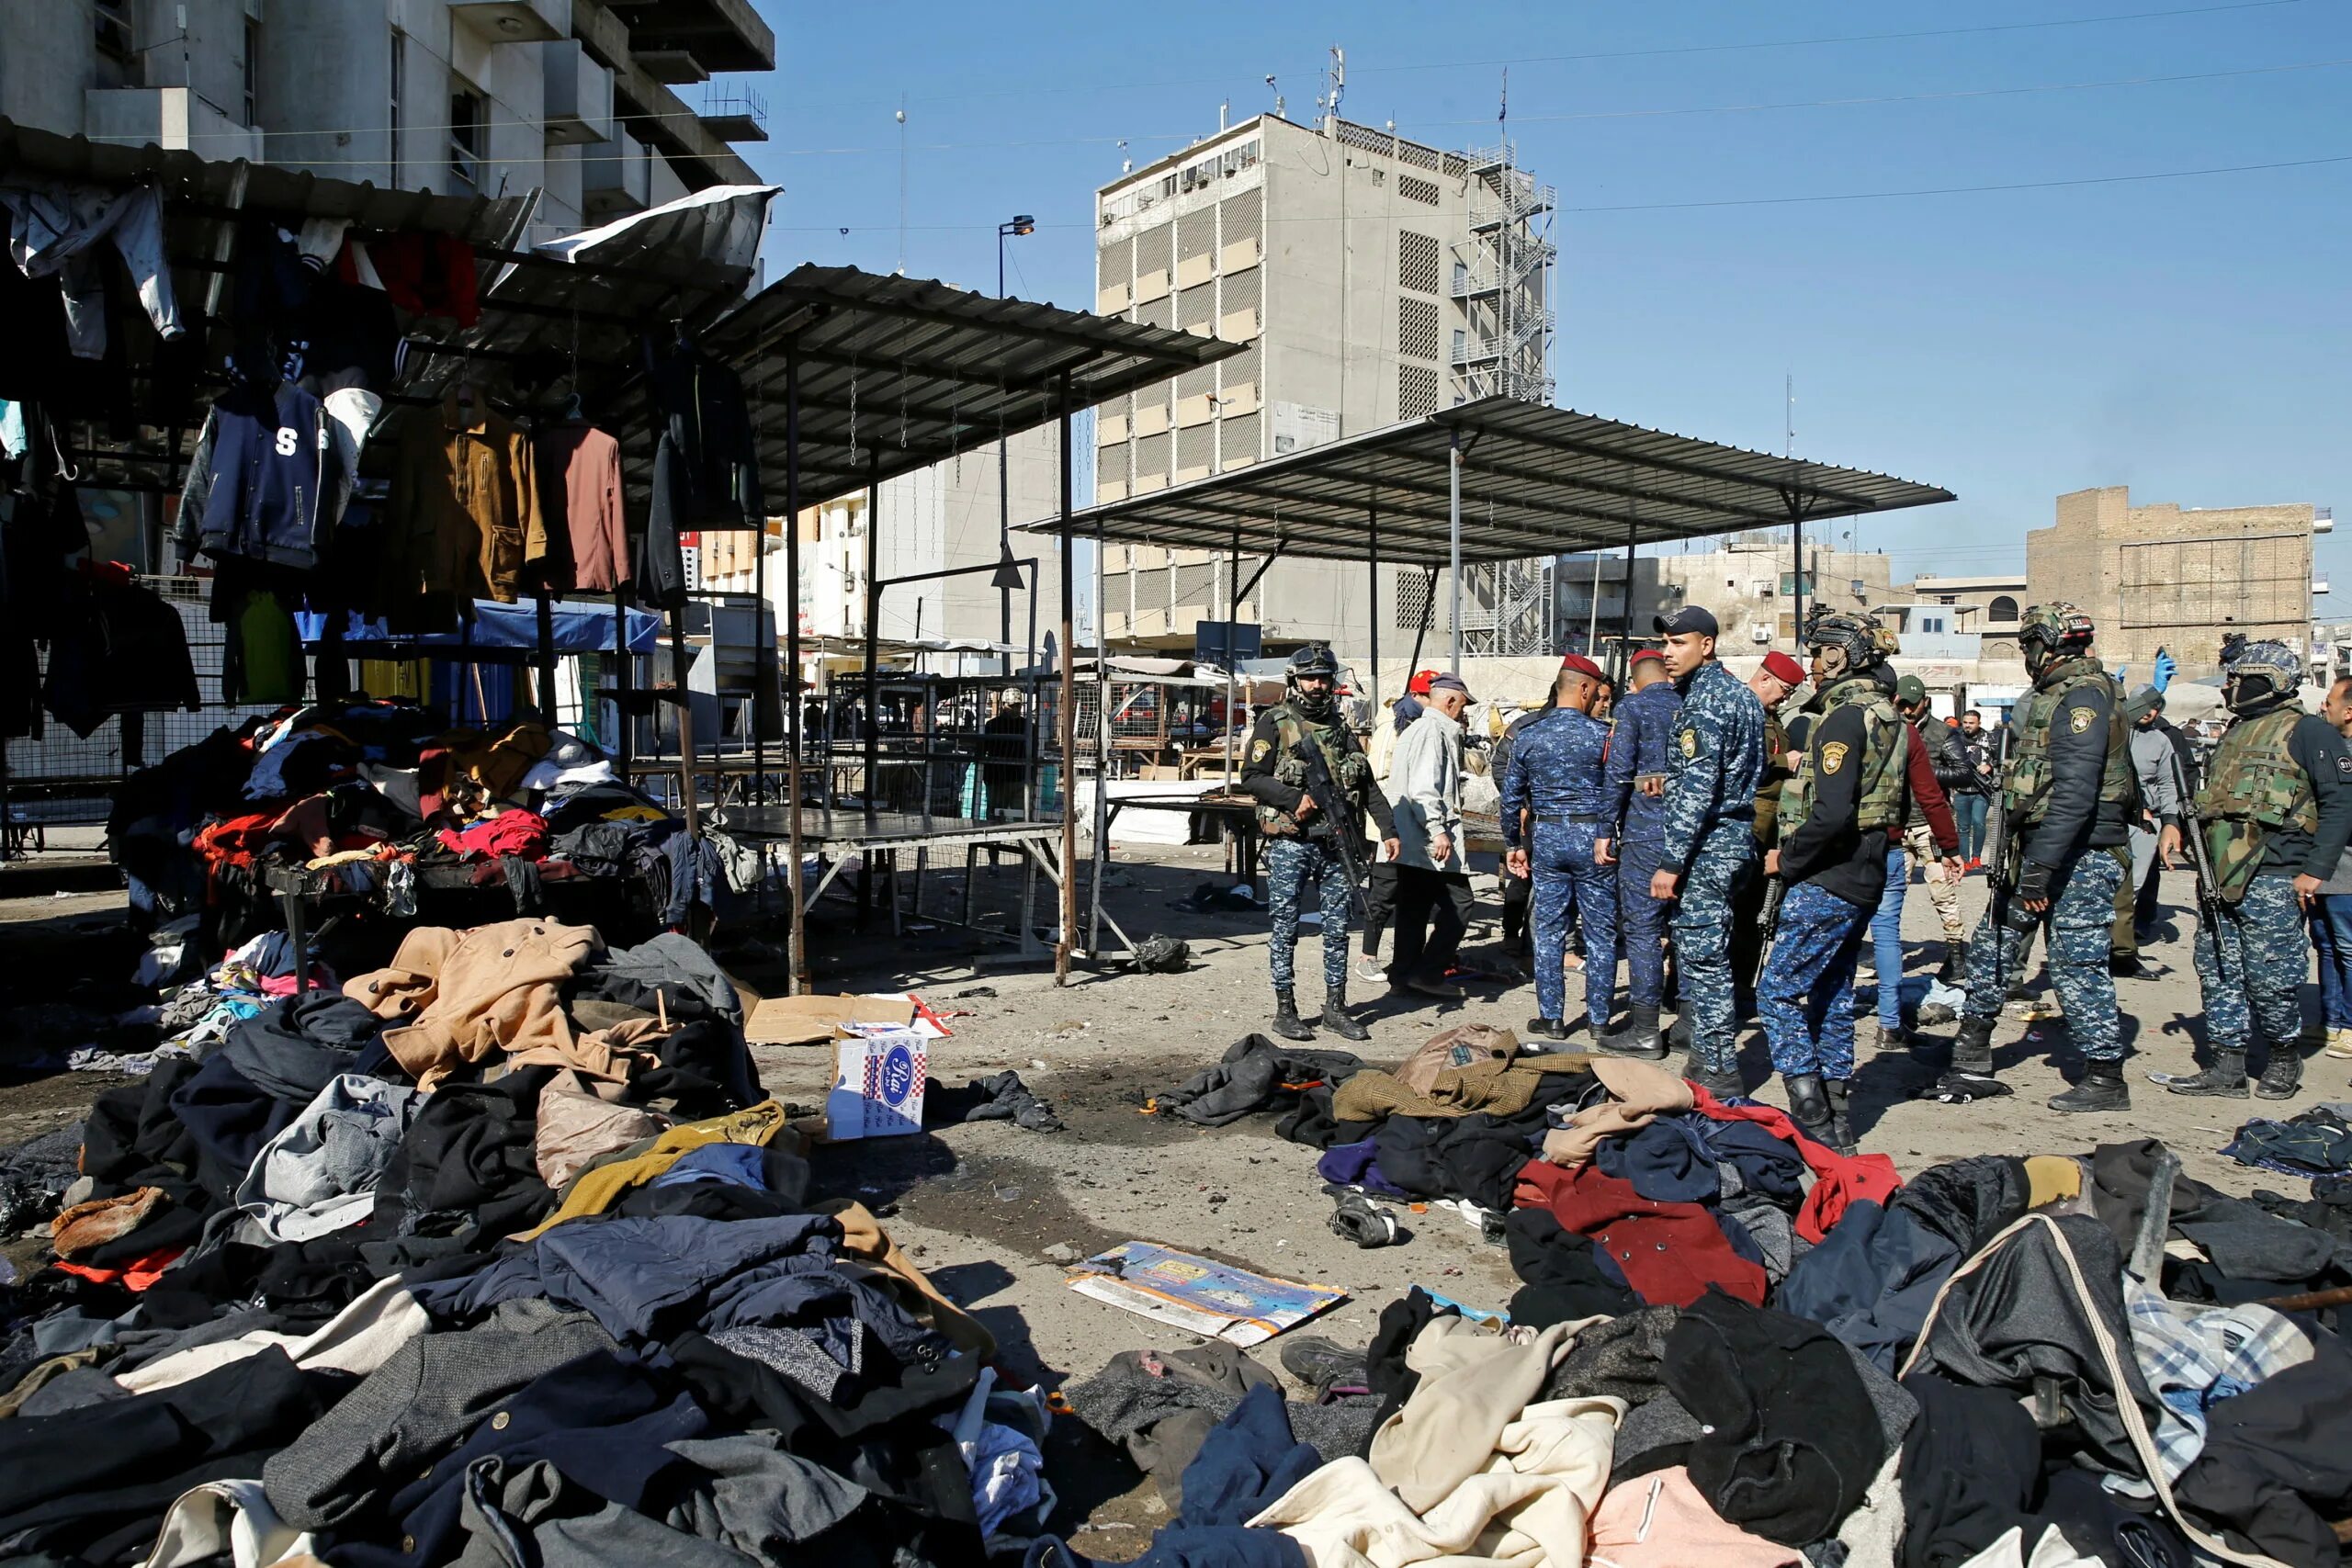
top-left (1026, 396), bottom-right (1955, 566)
top-left (668, 265), bottom-right (1242, 509)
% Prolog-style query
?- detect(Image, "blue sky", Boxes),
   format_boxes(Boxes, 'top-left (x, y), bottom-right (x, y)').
top-left (733, 0), bottom-right (2351, 591)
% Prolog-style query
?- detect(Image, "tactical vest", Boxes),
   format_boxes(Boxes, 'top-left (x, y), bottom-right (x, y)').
top-left (2001, 660), bottom-right (2133, 828)
top-left (1254, 705), bottom-right (1373, 835)
top-left (1778, 682), bottom-right (1906, 845)
top-left (2194, 704), bottom-right (2316, 898)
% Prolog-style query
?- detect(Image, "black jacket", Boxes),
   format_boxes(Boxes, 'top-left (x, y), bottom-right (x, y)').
top-left (1915, 716), bottom-right (1970, 795)
top-left (2259, 707), bottom-right (2352, 879)
top-left (1777, 700), bottom-right (1889, 909)
top-left (2026, 675), bottom-right (2129, 868)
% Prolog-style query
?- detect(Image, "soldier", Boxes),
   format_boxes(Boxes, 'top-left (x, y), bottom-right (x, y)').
top-left (1503, 654), bottom-right (1619, 1042)
top-left (1610, 607), bottom-right (1767, 1090)
top-left (1939, 604), bottom-right (2138, 1112)
top-left (1594, 646), bottom-right (1683, 1056)
top-left (1731, 649), bottom-right (1810, 1010)
top-left (1238, 644), bottom-right (1401, 1043)
top-left (2163, 639), bottom-right (2352, 1099)
top-left (1758, 614), bottom-right (1911, 1150)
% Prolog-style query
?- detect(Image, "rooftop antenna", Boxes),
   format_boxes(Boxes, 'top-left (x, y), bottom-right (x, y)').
top-left (1117, 138), bottom-right (1131, 175)
top-left (1329, 44), bottom-right (1345, 129)
top-left (895, 101), bottom-right (908, 276)
top-left (1784, 373), bottom-right (1794, 457)
top-left (1218, 99), bottom-right (1229, 131)
top-left (1266, 73), bottom-right (1283, 121)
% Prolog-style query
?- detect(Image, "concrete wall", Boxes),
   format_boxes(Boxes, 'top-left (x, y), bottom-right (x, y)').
top-left (1552, 540), bottom-right (1896, 659)
top-left (2028, 485), bottom-right (2318, 675)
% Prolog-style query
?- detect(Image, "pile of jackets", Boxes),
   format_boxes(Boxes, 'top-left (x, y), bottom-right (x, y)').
top-left (0, 912), bottom-right (1054, 1567)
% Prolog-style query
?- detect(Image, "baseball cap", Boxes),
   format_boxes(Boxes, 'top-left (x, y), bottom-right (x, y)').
top-left (1654, 606), bottom-right (1719, 638)
top-left (1558, 653), bottom-right (1606, 682)
top-left (1429, 672), bottom-right (1473, 698)
top-left (2124, 684), bottom-right (2165, 721)
top-left (1760, 650), bottom-right (1806, 687)
top-left (1407, 669), bottom-right (1440, 696)
top-left (1629, 647), bottom-right (1667, 668)
top-left (1894, 674), bottom-right (1928, 705)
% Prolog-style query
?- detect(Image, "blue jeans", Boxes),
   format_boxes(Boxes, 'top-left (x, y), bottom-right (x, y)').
top-left (2311, 894), bottom-right (2352, 1030)
top-left (1871, 843), bottom-right (1908, 1030)
top-left (1952, 795), bottom-right (1989, 863)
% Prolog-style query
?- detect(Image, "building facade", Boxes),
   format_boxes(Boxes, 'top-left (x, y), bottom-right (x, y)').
top-left (2026, 486), bottom-right (2329, 676)
top-left (1905, 573), bottom-right (2029, 662)
top-left (1550, 535), bottom-right (1896, 662)
top-left (0, 0), bottom-right (770, 238)
top-left (1091, 111), bottom-right (1554, 655)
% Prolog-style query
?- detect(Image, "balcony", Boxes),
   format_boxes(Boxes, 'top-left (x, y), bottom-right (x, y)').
top-left (539, 39), bottom-right (614, 146)
top-left (449, 0), bottom-right (567, 44)
top-left (582, 130), bottom-right (652, 216)
top-left (84, 88), bottom-right (260, 162)
top-left (603, 0), bottom-right (775, 73)
top-left (698, 83), bottom-right (767, 144)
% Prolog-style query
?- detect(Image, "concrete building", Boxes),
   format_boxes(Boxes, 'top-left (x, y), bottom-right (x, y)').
top-left (1091, 110), bottom-right (1554, 655)
top-left (1549, 534), bottom-right (1896, 662)
top-left (0, 0), bottom-right (771, 237)
top-left (1905, 573), bottom-right (2029, 661)
top-left (2026, 486), bottom-right (2331, 676)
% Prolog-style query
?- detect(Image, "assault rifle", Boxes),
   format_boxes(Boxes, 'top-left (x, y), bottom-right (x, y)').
top-left (1757, 873), bottom-right (1787, 950)
top-left (1293, 735), bottom-right (1374, 922)
top-left (2163, 747), bottom-right (2233, 994)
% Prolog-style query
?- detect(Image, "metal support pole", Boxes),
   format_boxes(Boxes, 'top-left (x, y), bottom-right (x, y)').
top-left (667, 610), bottom-right (700, 835)
top-left (862, 453), bottom-right (882, 824)
top-left (613, 588), bottom-right (632, 773)
top-left (785, 353), bottom-right (808, 993)
top-left (752, 504), bottom-right (767, 808)
top-left (1367, 491), bottom-right (1381, 707)
top-left (1448, 430), bottom-right (1464, 668)
top-left (1791, 502), bottom-right (1805, 641)
top-left (533, 586), bottom-right (558, 718)
top-left (1222, 525), bottom-right (1239, 786)
top-left (1620, 512), bottom-right (1639, 687)
top-left (1089, 514), bottom-right (1110, 956)
top-left (1055, 373), bottom-right (1077, 984)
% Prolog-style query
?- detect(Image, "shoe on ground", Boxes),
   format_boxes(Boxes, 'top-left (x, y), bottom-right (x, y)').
top-left (1967, 857), bottom-right (1984, 871)
top-left (1319, 991), bottom-right (1370, 1043)
top-left (1524, 1016), bottom-right (1569, 1043)
top-left (2050, 1062), bottom-right (2130, 1113)
top-left (1351, 957), bottom-right (1388, 987)
top-left (1404, 974), bottom-right (1466, 1000)
top-left (2164, 1050), bottom-right (2248, 1099)
top-left (2109, 953), bottom-right (2145, 979)
top-left (2256, 1047), bottom-right (2303, 1100)
top-left (1872, 1022), bottom-right (1909, 1054)
top-left (1686, 1062), bottom-right (1744, 1099)
top-left (1329, 1193), bottom-right (1400, 1248)
top-left (1279, 1335), bottom-right (1371, 1398)
top-left (2298, 1021), bottom-right (2328, 1048)
top-left (2325, 1026), bottom-right (2352, 1060)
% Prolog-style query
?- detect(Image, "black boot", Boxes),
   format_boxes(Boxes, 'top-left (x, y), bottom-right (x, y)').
top-left (1937, 942), bottom-right (1968, 985)
top-left (1783, 1072), bottom-right (1834, 1145)
top-left (1319, 988), bottom-right (1369, 1043)
top-left (2051, 1060), bottom-right (2131, 1112)
top-left (1824, 1078), bottom-right (1857, 1155)
top-left (1523, 1016), bottom-right (1569, 1043)
top-left (1949, 1016), bottom-right (1996, 1077)
top-left (1666, 1012), bottom-right (1695, 1053)
top-left (1687, 1059), bottom-right (1745, 1099)
top-left (2164, 1048), bottom-right (2247, 1098)
top-left (2255, 1044), bottom-right (2303, 1100)
top-left (1272, 987), bottom-right (1315, 1043)
top-left (1593, 1004), bottom-right (1667, 1059)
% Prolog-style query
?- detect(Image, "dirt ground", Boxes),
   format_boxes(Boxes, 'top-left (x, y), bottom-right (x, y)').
top-left (0, 845), bottom-right (2337, 1559)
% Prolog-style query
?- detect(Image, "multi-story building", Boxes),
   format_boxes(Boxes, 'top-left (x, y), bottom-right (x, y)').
top-left (0, 0), bottom-right (771, 237)
top-left (2027, 487), bottom-right (2331, 675)
top-left (1549, 535), bottom-right (1895, 660)
top-left (1905, 573), bottom-right (2029, 662)
top-left (1091, 110), bottom-right (1554, 655)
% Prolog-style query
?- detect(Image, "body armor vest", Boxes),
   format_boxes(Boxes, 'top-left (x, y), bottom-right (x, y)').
top-left (1255, 705), bottom-right (1372, 835)
top-left (2002, 660), bottom-right (2133, 828)
top-left (1778, 682), bottom-right (1906, 845)
top-left (2195, 704), bottom-right (2316, 899)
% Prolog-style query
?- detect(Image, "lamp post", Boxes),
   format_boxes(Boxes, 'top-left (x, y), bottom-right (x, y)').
top-left (996, 214), bottom-right (1035, 667)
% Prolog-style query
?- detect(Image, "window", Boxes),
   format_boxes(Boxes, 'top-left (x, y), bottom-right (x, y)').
top-left (94, 1), bottom-right (135, 88)
top-left (243, 19), bottom-right (261, 126)
top-left (449, 83), bottom-right (486, 190)
top-left (1779, 572), bottom-right (1816, 595)
top-left (388, 29), bottom-right (404, 185)
top-left (1988, 594), bottom-right (2019, 623)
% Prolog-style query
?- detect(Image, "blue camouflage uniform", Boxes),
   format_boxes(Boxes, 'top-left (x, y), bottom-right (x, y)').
top-left (1503, 705), bottom-right (1620, 1027)
top-left (1660, 659), bottom-right (1769, 1072)
top-left (1603, 678), bottom-right (1684, 1011)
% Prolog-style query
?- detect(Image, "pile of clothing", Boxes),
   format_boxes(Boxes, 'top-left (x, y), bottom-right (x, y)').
top-left (0, 913), bottom-right (1055, 1567)
top-left (107, 696), bottom-right (726, 943)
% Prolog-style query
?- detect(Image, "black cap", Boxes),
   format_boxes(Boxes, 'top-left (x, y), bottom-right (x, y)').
top-left (1653, 606), bottom-right (1719, 638)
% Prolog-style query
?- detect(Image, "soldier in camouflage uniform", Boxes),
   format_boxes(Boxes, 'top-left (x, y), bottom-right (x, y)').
top-left (1612, 606), bottom-right (1767, 1096)
top-left (1940, 604), bottom-right (2138, 1112)
top-left (1758, 612), bottom-right (1911, 1151)
top-left (2163, 638), bottom-right (2352, 1099)
top-left (1238, 645), bottom-right (1400, 1043)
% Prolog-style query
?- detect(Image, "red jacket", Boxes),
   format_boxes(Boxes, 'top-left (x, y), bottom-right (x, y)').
top-left (1905, 726), bottom-right (1959, 854)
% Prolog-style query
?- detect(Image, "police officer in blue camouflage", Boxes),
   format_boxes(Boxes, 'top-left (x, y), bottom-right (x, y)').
top-left (1609, 607), bottom-right (1767, 1095)
top-left (2163, 638), bottom-right (2352, 1100)
top-left (1503, 654), bottom-right (1620, 1042)
top-left (1758, 612), bottom-right (1911, 1151)
top-left (1594, 646), bottom-right (1683, 1056)
top-left (1939, 604), bottom-right (2138, 1112)
top-left (1238, 645), bottom-right (1401, 1043)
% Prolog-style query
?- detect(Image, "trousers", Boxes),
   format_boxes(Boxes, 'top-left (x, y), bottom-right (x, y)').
top-left (1361, 860), bottom-right (1399, 956)
top-left (1616, 831), bottom-right (1672, 1010)
top-left (2313, 894), bottom-right (2352, 1031)
top-left (1392, 865), bottom-right (1475, 986)
top-left (1675, 827), bottom-right (1758, 1072)
top-left (1758, 880), bottom-right (1872, 1079)
top-left (1952, 794), bottom-right (1989, 863)
top-left (1961, 848), bottom-right (2126, 1063)
top-left (1870, 843), bottom-right (1909, 1031)
top-left (2195, 870), bottom-right (2308, 1055)
top-left (1266, 835), bottom-right (1350, 993)
top-left (1904, 822), bottom-right (1964, 941)
top-left (1729, 842), bottom-right (1770, 1002)
top-left (1532, 820), bottom-right (1618, 1025)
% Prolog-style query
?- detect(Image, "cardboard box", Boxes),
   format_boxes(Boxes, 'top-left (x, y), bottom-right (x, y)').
top-left (826, 1028), bottom-right (928, 1140)
top-left (745, 992), bottom-right (919, 1046)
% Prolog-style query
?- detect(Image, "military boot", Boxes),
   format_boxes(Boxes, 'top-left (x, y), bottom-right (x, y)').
top-left (1271, 987), bottom-right (1316, 1043)
top-left (1948, 1016), bottom-right (1996, 1077)
top-left (1936, 942), bottom-right (1968, 985)
top-left (1592, 1004), bottom-right (1667, 1059)
top-left (1823, 1078), bottom-right (1857, 1155)
top-left (1319, 988), bottom-right (1369, 1043)
top-left (2164, 1049), bottom-right (2248, 1098)
top-left (1686, 1058), bottom-right (1745, 1100)
top-left (2050, 1061), bottom-right (2131, 1113)
top-left (2256, 1044), bottom-right (2304, 1100)
top-left (1783, 1072), bottom-right (1835, 1145)
top-left (1666, 1012), bottom-right (1695, 1053)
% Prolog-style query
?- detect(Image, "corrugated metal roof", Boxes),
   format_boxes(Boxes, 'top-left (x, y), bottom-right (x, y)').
top-left (1026, 396), bottom-right (1955, 566)
top-left (660, 264), bottom-right (1242, 509)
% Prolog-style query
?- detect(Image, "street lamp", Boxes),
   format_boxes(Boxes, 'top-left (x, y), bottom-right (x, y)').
top-left (997, 215), bottom-right (1035, 663)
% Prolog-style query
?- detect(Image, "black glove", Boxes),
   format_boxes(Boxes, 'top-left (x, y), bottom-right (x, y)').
top-left (2016, 859), bottom-right (2054, 906)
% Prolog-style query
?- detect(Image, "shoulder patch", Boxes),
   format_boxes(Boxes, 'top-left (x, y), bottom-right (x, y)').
top-left (1820, 741), bottom-right (1850, 774)
top-left (1250, 739), bottom-right (1271, 762)
top-left (2068, 707), bottom-right (2096, 734)
top-left (2335, 752), bottom-right (2352, 777)
top-left (1678, 728), bottom-right (1697, 760)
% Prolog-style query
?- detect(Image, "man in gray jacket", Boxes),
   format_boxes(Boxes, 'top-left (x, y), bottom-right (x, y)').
top-left (2111, 686), bottom-right (2187, 977)
top-left (1385, 673), bottom-right (1476, 998)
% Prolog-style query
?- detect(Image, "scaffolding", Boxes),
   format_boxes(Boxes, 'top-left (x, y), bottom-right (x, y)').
top-left (1453, 139), bottom-right (1558, 657)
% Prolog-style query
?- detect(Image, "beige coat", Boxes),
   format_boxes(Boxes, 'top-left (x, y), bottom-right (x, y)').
top-left (345, 919), bottom-right (603, 1091)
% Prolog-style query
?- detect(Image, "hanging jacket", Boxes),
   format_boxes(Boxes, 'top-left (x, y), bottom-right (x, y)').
top-left (645, 341), bottom-right (762, 574)
top-left (175, 379), bottom-right (345, 570)
top-left (379, 390), bottom-right (547, 630)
